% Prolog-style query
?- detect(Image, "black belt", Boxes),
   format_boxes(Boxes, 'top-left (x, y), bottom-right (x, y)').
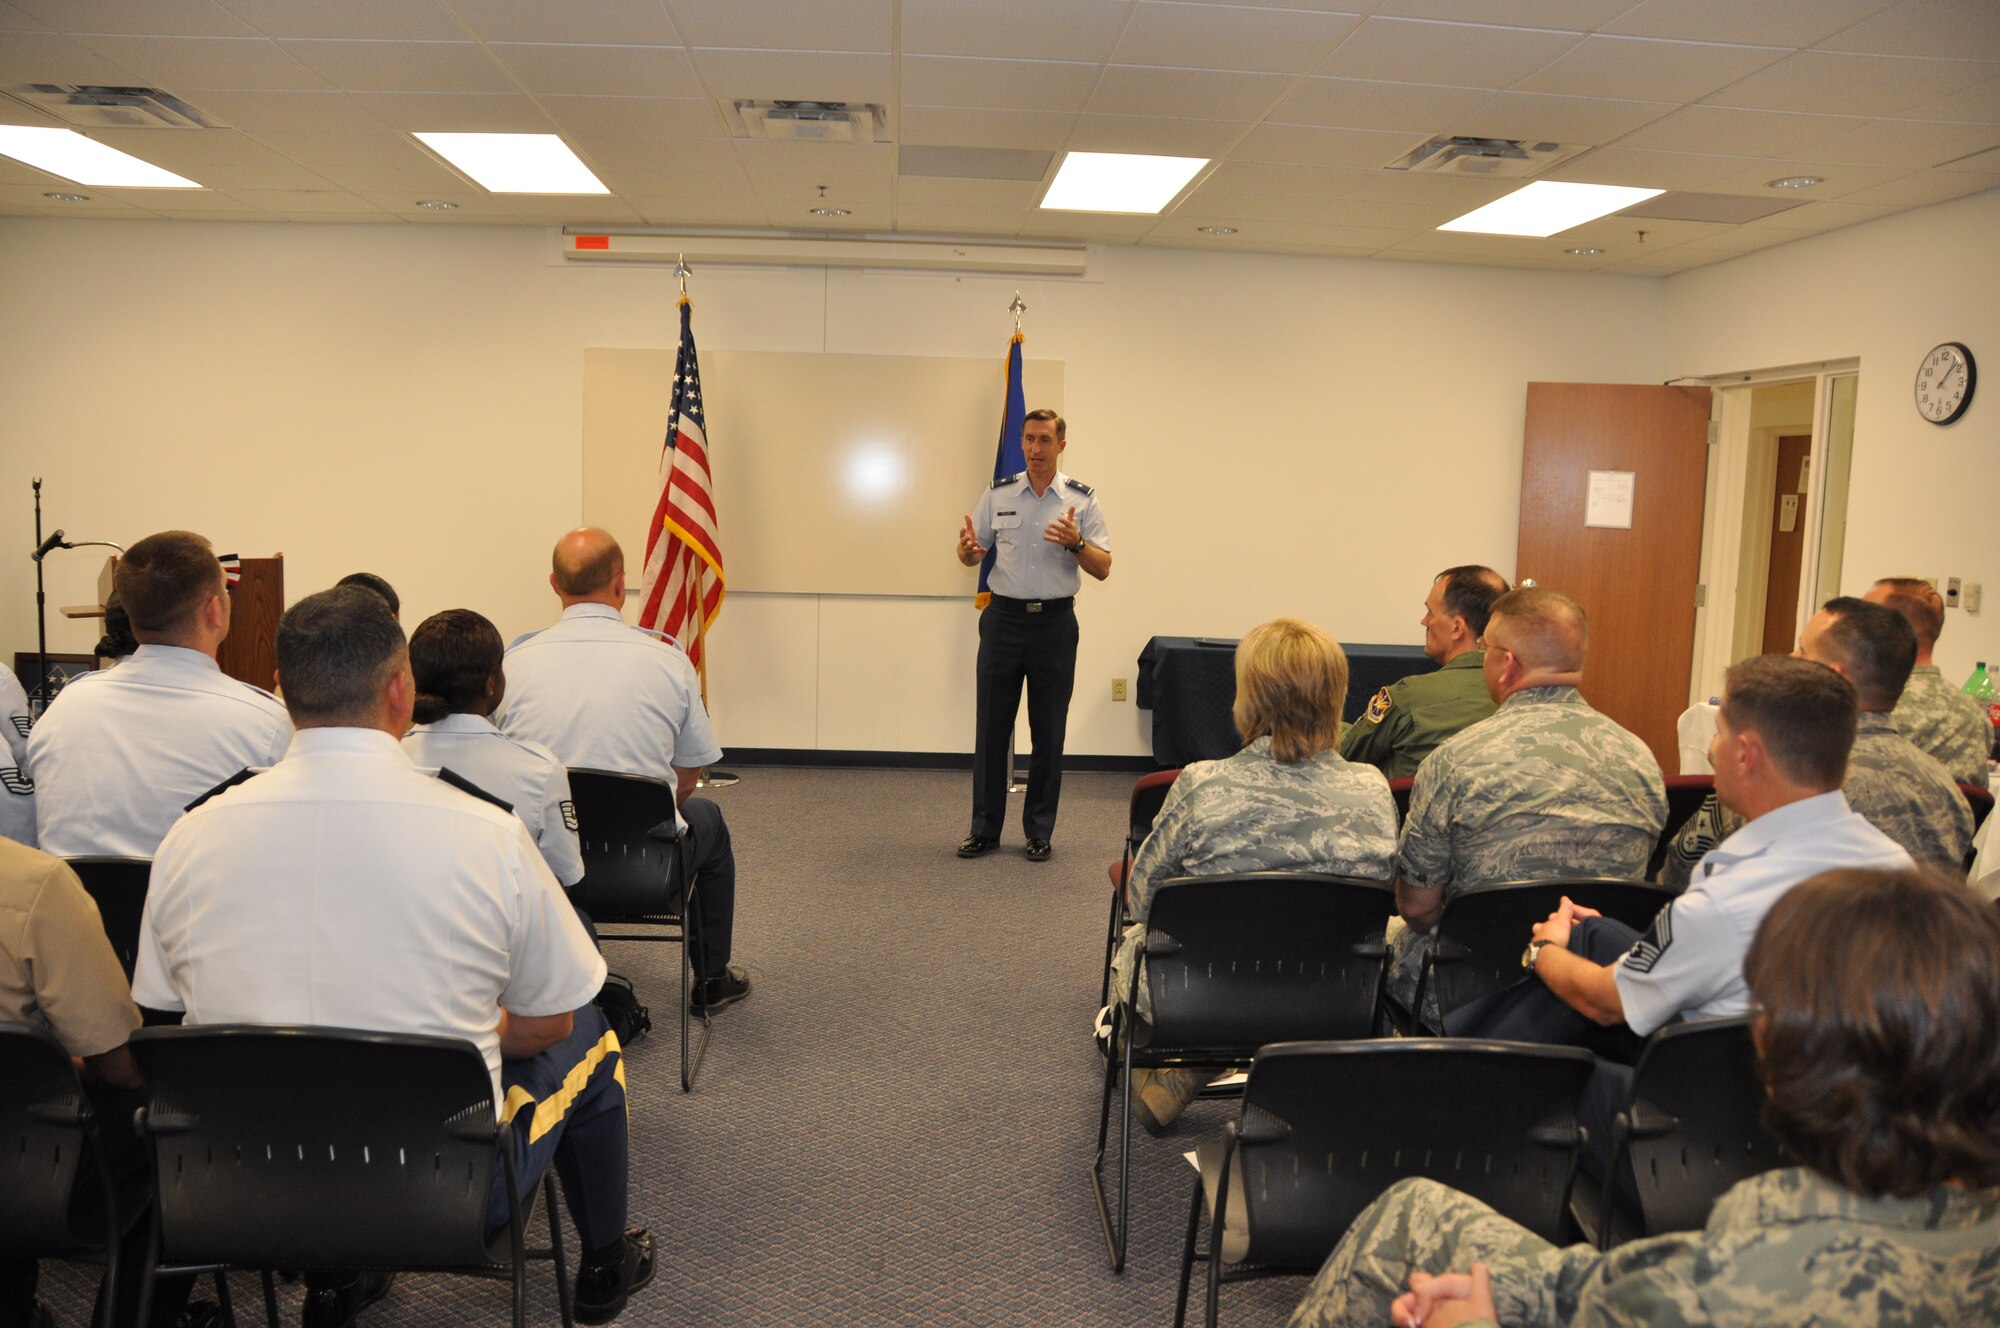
top-left (988, 594), bottom-right (1074, 614)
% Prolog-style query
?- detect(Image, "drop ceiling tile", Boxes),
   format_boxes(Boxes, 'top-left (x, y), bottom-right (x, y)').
top-left (891, 202), bottom-right (1026, 232)
top-left (1311, 165), bottom-right (1516, 205)
top-left (1152, 0), bottom-right (1361, 11)
top-left (284, 147), bottom-right (467, 192)
top-left (1703, 157), bottom-right (1909, 197)
top-left (88, 126), bottom-right (337, 187)
top-left (218, 0), bottom-right (463, 40)
top-left (626, 196), bottom-right (773, 226)
top-left (1891, 73), bottom-right (2000, 125)
top-left (11, 0), bottom-right (256, 36)
top-left (1371, 0), bottom-right (1630, 28)
top-left (1560, 213), bottom-right (1734, 246)
top-left (667, 0), bottom-right (890, 52)
top-left (1595, 252), bottom-right (1715, 273)
top-left (174, 88), bottom-right (386, 131)
top-left (1601, 0), bottom-right (1896, 47)
top-left (575, 135), bottom-right (744, 179)
top-left (1268, 77), bottom-right (1491, 132)
top-left (1199, 158), bottom-right (1357, 196)
top-left (1381, 228), bottom-right (1563, 255)
top-left (213, 185), bottom-right (384, 211)
top-left (901, 57), bottom-right (1100, 113)
top-left (1676, 225), bottom-right (1804, 251)
top-left (730, 140), bottom-right (896, 177)
top-left (346, 92), bottom-right (555, 133)
top-left (488, 43), bottom-right (700, 98)
top-left (1019, 210), bottom-right (1158, 240)
top-left (1276, 219), bottom-right (1415, 247)
top-left (0, 3), bottom-right (51, 32)
top-left (1941, 145), bottom-right (2000, 171)
top-left (1084, 66), bottom-right (1294, 121)
top-left (448, 0), bottom-right (678, 45)
top-left (690, 48), bottom-right (893, 103)
top-left (1725, 198), bottom-right (1904, 232)
top-left (1452, 91), bottom-right (1676, 143)
top-left (356, 191), bottom-right (515, 217)
top-left (499, 196), bottom-right (647, 225)
top-left (1314, 18), bottom-right (1583, 88)
top-left (1233, 123), bottom-right (1423, 168)
top-left (1834, 170), bottom-right (1998, 207)
top-left (902, 0), bottom-right (1130, 62)
top-left (1111, 4), bottom-right (1359, 75)
top-left (1545, 146), bottom-right (1764, 189)
top-left (1791, 118), bottom-right (2000, 168)
top-left (1143, 214), bottom-right (1293, 244)
top-left (0, 96), bottom-right (59, 127)
top-left (75, 33), bottom-right (328, 89)
top-left (1066, 113), bottom-right (1247, 156)
top-left (1174, 188), bottom-right (1325, 221)
top-left (277, 40), bottom-right (515, 94)
top-left (0, 31), bottom-right (144, 81)
top-left (1816, 0), bottom-right (2000, 60)
top-left (1705, 51), bottom-right (1996, 118)
top-left (0, 181), bottom-right (145, 209)
top-left (155, 209), bottom-right (283, 220)
top-left (251, 130), bottom-right (448, 168)
top-left (749, 172), bottom-right (894, 203)
top-left (1517, 35), bottom-right (1788, 103)
top-left (596, 165), bottom-right (757, 200)
top-left (785, 202), bottom-right (892, 230)
top-left (538, 95), bottom-right (727, 139)
top-left (1614, 105), bottom-right (1864, 156)
top-left (897, 176), bottom-right (1041, 207)
top-left (900, 105), bottom-right (1078, 151)
top-left (1308, 196), bottom-right (1478, 226)
top-left (1262, 241), bottom-right (1383, 257)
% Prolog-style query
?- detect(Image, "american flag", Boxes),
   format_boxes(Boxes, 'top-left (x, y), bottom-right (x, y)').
top-left (637, 296), bottom-right (724, 673)
top-left (976, 332), bottom-right (1027, 610)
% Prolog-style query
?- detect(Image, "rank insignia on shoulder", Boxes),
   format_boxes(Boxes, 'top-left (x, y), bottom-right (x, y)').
top-left (1364, 687), bottom-right (1393, 725)
top-left (10, 715), bottom-right (29, 740)
top-left (1, 766), bottom-right (30, 796)
top-left (185, 766), bottom-right (259, 812)
top-left (1063, 477), bottom-right (1094, 496)
top-left (560, 799), bottom-right (579, 832)
top-left (992, 472), bottom-right (1023, 489)
top-left (438, 768), bottom-right (516, 814)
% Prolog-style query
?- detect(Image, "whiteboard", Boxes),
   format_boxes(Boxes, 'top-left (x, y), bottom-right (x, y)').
top-left (583, 349), bottom-right (1065, 597)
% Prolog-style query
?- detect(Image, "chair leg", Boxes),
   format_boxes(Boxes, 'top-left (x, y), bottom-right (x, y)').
top-left (1098, 856), bottom-right (1129, 1007)
top-left (1088, 1001), bottom-right (1133, 1272)
top-left (131, 1206), bottom-right (160, 1328)
top-left (543, 1171), bottom-right (575, 1328)
top-left (1206, 1145), bottom-right (1234, 1328)
top-left (259, 1269), bottom-right (279, 1328)
top-left (208, 1271), bottom-right (235, 1328)
top-left (1173, 1171), bottom-right (1205, 1328)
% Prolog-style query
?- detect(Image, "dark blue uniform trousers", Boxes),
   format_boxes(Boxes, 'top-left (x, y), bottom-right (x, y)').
top-left (489, 1003), bottom-right (629, 1258)
top-left (971, 597), bottom-right (1078, 842)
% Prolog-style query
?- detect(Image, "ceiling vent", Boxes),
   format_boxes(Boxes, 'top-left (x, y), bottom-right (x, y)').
top-left (1385, 137), bottom-right (1587, 178)
top-left (725, 100), bottom-right (885, 144)
top-left (1, 84), bottom-right (221, 130)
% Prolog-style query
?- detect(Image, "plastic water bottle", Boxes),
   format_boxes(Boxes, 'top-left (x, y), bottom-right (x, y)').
top-left (1967, 662), bottom-right (2000, 757)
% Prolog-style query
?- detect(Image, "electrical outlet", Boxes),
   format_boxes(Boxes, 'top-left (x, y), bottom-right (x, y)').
top-left (1965, 582), bottom-right (1983, 614)
top-left (1111, 677), bottom-right (1128, 702)
top-left (1947, 577), bottom-right (1962, 608)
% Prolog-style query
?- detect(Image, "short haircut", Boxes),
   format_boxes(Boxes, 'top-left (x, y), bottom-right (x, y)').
top-left (1434, 565), bottom-right (1510, 638)
top-left (1721, 654), bottom-right (1856, 790)
top-left (552, 532), bottom-right (623, 597)
top-left (408, 609), bottom-right (503, 725)
top-left (336, 571), bottom-right (400, 618)
top-left (1024, 408), bottom-right (1065, 441)
top-left (1818, 596), bottom-right (1918, 710)
top-left (1486, 586), bottom-right (1586, 672)
top-left (1746, 866), bottom-right (2000, 1198)
top-left (1232, 617), bottom-right (1348, 764)
top-left (94, 591), bottom-right (137, 662)
top-left (1871, 577), bottom-right (1944, 650)
top-left (276, 585), bottom-right (407, 725)
top-left (114, 530), bottom-right (223, 638)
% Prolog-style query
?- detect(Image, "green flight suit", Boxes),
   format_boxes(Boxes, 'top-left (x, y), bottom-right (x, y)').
top-left (1337, 651), bottom-right (1496, 781)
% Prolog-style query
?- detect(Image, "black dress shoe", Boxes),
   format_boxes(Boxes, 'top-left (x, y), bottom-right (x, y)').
top-left (690, 963), bottom-right (751, 1012)
top-left (1025, 838), bottom-right (1053, 862)
top-left (957, 834), bottom-right (995, 858)
top-left (575, 1229), bottom-right (657, 1326)
top-left (300, 1272), bottom-right (393, 1328)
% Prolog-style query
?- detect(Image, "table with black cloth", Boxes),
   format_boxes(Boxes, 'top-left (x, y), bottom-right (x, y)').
top-left (1136, 636), bottom-right (1439, 767)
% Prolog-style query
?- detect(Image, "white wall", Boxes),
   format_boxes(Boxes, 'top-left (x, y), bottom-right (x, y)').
top-left (0, 218), bottom-right (1666, 755)
top-left (1665, 187), bottom-right (2000, 685)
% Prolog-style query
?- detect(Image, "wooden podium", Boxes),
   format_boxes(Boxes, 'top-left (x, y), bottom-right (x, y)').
top-left (59, 554), bottom-right (284, 693)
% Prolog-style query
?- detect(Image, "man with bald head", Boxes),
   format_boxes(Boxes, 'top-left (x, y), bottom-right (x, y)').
top-left (1387, 587), bottom-right (1666, 1025)
top-left (498, 528), bottom-right (748, 1011)
top-left (1866, 576), bottom-right (1990, 788)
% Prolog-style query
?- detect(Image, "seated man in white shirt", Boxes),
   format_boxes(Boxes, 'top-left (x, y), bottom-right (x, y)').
top-left (133, 586), bottom-right (652, 1328)
top-left (499, 527), bottom-right (748, 1011)
top-left (25, 530), bottom-right (292, 858)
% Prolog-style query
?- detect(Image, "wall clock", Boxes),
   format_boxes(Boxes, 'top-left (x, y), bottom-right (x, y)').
top-left (1915, 341), bottom-right (1975, 425)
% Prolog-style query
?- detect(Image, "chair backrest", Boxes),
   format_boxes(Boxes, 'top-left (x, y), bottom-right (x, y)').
top-left (1232, 1040), bottom-right (1595, 1268)
top-left (1427, 879), bottom-right (1677, 1023)
top-left (1127, 769), bottom-right (1181, 856)
top-left (129, 1025), bottom-right (501, 1269)
top-left (1621, 1015), bottom-right (1790, 1237)
top-left (0, 1022), bottom-right (96, 1251)
top-left (566, 768), bottom-right (683, 922)
top-left (1142, 873), bottom-right (1395, 1052)
top-left (1961, 782), bottom-right (1994, 837)
top-left (63, 856), bottom-right (152, 980)
top-left (1650, 776), bottom-right (1715, 875)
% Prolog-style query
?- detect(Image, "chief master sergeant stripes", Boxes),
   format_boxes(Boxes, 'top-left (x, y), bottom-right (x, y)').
top-left (955, 408), bottom-right (1112, 863)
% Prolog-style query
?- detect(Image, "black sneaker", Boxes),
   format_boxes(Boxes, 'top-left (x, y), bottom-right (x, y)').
top-left (1025, 838), bottom-right (1053, 862)
top-left (299, 1272), bottom-right (393, 1328)
top-left (575, 1229), bottom-right (656, 1326)
top-left (957, 834), bottom-right (995, 858)
top-left (690, 963), bottom-right (751, 1012)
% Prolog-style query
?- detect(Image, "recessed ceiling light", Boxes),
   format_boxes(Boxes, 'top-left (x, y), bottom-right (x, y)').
top-left (413, 132), bottom-right (608, 194)
top-left (0, 127), bottom-right (200, 188)
top-left (1040, 151), bottom-right (1207, 214)
top-left (414, 199), bottom-right (457, 210)
top-left (1766, 175), bottom-right (1823, 190)
top-left (809, 206), bottom-right (850, 217)
top-left (1564, 246), bottom-right (1603, 256)
top-left (1197, 225), bottom-right (1237, 235)
top-left (1438, 181), bottom-right (1664, 237)
top-left (42, 191), bottom-right (91, 202)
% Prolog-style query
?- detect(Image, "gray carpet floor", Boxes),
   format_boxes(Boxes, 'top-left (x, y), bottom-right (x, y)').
top-left (42, 767), bottom-right (1305, 1326)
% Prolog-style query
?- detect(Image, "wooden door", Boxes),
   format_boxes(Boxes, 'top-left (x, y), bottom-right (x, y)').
top-left (1518, 384), bottom-right (1712, 773)
top-left (1758, 435), bottom-right (1812, 656)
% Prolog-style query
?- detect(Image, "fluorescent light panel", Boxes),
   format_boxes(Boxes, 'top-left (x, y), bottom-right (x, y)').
top-left (0, 127), bottom-right (200, 188)
top-left (1438, 181), bottom-right (1663, 237)
top-left (414, 132), bottom-right (608, 194)
top-left (1040, 151), bottom-right (1206, 214)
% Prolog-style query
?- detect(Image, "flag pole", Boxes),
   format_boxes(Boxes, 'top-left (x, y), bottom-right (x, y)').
top-left (676, 255), bottom-right (738, 789)
top-left (1005, 292), bottom-right (1027, 795)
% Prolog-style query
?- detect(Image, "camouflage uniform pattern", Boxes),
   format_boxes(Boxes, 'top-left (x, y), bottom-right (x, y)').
top-left (1659, 712), bottom-right (1974, 885)
top-left (1893, 663), bottom-right (1991, 789)
top-left (1287, 1170), bottom-right (2000, 1328)
top-left (1337, 651), bottom-right (1496, 781)
top-left (1388, 686), bottom-right (1665, 1010)
top-left (1110, 737), bottom-right (1397, 1021)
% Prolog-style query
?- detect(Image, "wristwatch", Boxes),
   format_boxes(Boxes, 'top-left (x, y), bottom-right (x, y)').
top-left (1521, 938), bottom-right (1554, 973)
top-left (1068, 538), bottom-right (1086, 554)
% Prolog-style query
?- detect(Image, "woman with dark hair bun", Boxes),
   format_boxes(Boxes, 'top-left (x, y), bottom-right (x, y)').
top-left (1286, 864), bottom-right (2000, 1328)
top-left (401, 609), bottom-right (585, 890)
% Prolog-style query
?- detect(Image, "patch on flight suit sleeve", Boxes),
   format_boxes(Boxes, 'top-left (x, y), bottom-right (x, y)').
top-left (560, 800), bottom-right (579, 832)
top-left (184, 766), bottom-right (258, 813)
top-left (1363, 687), bottom-right (1393, 725)
top-left (1, 766), bottom-right (30, 796)
top-left (437, 767), bottom-right (516, 814)
top-left (1621, 905), bottom-right (1673, 974)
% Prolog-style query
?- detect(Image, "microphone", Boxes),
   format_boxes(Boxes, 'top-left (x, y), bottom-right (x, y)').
top-left (31, 530), bottom-right (69, 562)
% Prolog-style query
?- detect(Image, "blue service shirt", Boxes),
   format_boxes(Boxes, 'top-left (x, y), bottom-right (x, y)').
top-left (971, 469), bottom-right (1111, 601)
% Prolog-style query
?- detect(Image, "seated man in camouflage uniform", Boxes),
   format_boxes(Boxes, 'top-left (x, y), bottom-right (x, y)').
top-left (1865, 576), bottom-right (1990, 788)
top-left (1388, 588), bottom-right (1665, 1024)
top-left (1286, 865), bottom-right (2000, 1328)
top-left (1659, 596), bottom-right (1973, 884)
top-left (1338, 565), bottom-right (1509, 780)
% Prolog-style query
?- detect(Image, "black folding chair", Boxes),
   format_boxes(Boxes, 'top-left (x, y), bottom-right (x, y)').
top-left (1092, 872), bottom-right (1395, 1272)
top-left (1414, 879), bottom-right (1678, 1034)
top-left (0, 1023), bottom-right (129, 1328)
top-left (1098, 768), bottom-right (1182, 1006)
top-left (567, 768), bottom-right (706, 1091)
top-left (1569, 1015), bottom-right (1789, 1249)
top-left (62, 856), bottom-right (152, 980)
top-left (1650, 776), bottom-right (1716, 877)
top-left (1962, 783), bottom-right (1994, 871)
top-left (129, 1025), bottom-right (574, 1328)
top-left (1178, 1039), bottom-right (1596, 1328)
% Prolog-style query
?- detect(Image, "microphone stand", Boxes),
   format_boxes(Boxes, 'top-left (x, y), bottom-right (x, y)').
top-left (32, 478), bottom-right (46, 717)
